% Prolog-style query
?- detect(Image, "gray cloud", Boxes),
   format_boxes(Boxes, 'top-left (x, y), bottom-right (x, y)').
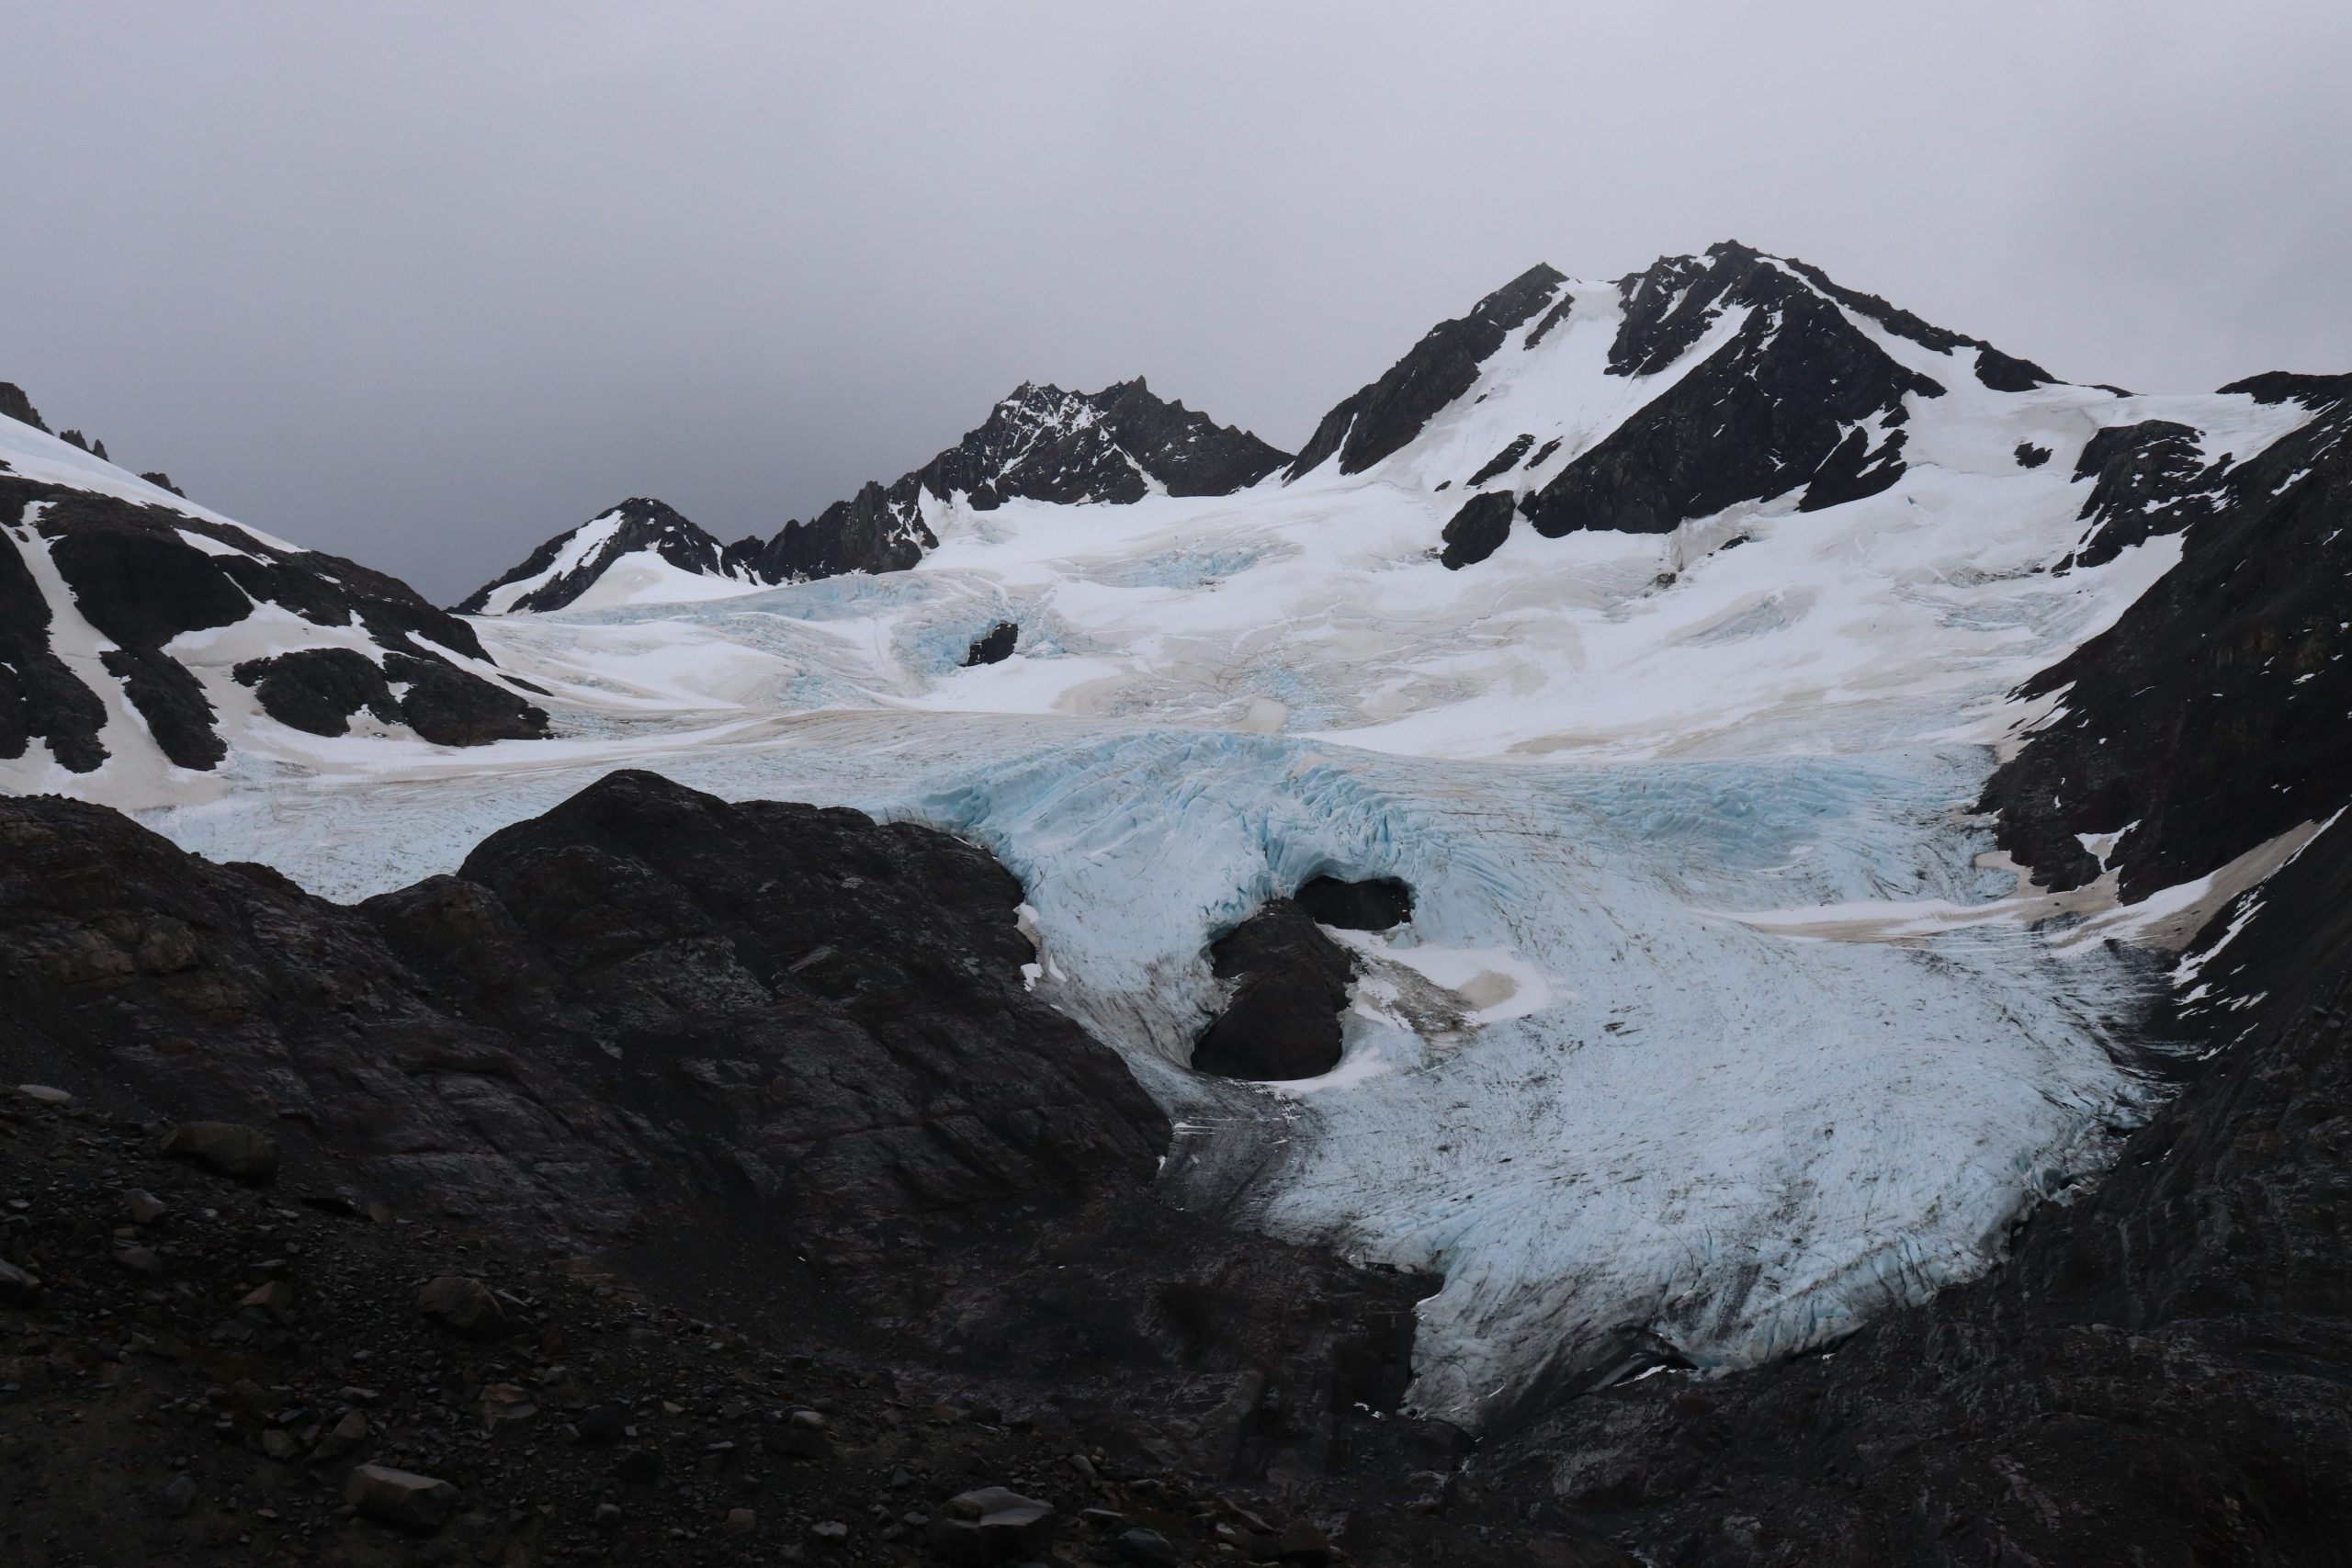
top-left (5, 0), bottom-right (2348, 602)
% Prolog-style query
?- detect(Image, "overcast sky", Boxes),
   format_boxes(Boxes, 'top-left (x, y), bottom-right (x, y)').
top-left (4, 2), bottom-right (2348, 603)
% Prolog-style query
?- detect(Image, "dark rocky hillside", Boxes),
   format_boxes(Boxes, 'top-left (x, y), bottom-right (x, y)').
top-left (0, 477), bottom-right (545, 773)
top-left (1980, 371), bottom-right (2352, 897)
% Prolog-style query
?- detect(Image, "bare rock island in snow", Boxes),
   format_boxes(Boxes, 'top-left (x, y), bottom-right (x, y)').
top-left (5, 242), bottom-right (2352, 1566)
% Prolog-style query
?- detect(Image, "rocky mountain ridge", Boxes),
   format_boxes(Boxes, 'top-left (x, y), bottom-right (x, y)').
top-left (461, 378), bottom-right (1289, 611)
top-left (0, 398), bottom-right (547, 788)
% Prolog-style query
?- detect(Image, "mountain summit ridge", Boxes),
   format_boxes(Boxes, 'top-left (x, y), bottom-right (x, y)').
top-left (457, 241), bottom-right (2085, 610)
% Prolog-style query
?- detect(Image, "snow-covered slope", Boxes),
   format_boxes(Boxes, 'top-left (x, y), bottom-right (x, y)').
top-left (18, 242), bottom-right (2350, 1430)
top-left (0, 395), bottom-right (548, 801)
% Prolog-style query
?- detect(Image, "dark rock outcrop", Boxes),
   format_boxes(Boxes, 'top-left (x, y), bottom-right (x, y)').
top-left (1467, 434), bottom-right (1537, 489)
top-left (1293, 874), bottom-right (1413, 931)
top-left (1285, 265), bottom-right (1566, 480)
top-left (0, 382), bottom-right (50, 433)
top-left (0, 770), bottom-right (1163, 1256)
top-left (1981, 372), bottom-right (2352, 897)
top-left (748, 379), bottom-right (1289, 583)
top-left (0, 775), bottom-right (1530, 1543)
top-left (964, 621), bottom-right (1019, 666)
top-left (0, 475), bottom-right (546, 772)
top-left (0, 1084), bottom-right (1583, 1567)
top-left (1191, 901), bottom-right (1357, 1081)
top-left (1439, 491), bottom-right (1517, 570)
top-left (455, 496), bottom-right (749, 615)
top-left (2058, 418), bottom-right (2220, 570)
top-left (1519, 243), bottom-right (1957, 537)
top-left (0, 513), bottom-right (110, 773)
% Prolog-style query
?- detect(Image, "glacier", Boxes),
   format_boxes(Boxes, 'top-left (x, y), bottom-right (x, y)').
top-left (49, 261), bottom-right (2326, 1426)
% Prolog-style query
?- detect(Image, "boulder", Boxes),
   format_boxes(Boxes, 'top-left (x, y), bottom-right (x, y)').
top-left (574, 1404), bottom-right (628, 1444)
top-left (343, 1463), bottom-right (459, 1534)
top-left (414, 1275), bottom-right (517, 1340)
top-left (311, 1410), bottom-right (368, 1463)
top-left (0, 1258), bottom-right (40, 1303)
top-left (927, 1486), bottom-right (1057, 1563)
top-left (1115, 1526), bottom-right (1182, 1566)
top-left (160, 1121), bottom-right (278, 1181)
top-left (1277, 1518), bottom-right (1332, 1563)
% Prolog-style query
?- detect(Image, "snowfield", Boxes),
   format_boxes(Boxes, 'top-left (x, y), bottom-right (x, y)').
top-left (17, 265), bottom-right (2324, 1424)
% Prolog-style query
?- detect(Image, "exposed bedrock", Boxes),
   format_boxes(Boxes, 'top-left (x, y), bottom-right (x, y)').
top-left (1519, 243), bottom-right (1947, 538)
top-left (745, 378), bottom-right (1289, 584)
top-left (1981, 372), bottom-right (2352, 898)
top-left (0, 475), bottom-right (547, 769)
top-left (963, 620), bottom-right (1019, 666)
top-left (0, 770), bottom-right (1165, 1256)
top-left (455, 496), bottom-right (743, 615)
top-left (1439, 490), bottom-right (1517, 570)
top-left (1293, 873), bottom-right (1414, 931)
top-left (1286, 265), bottom-right (1566, 481)
top-left (1191, 900), bottom-right (1358, 1081)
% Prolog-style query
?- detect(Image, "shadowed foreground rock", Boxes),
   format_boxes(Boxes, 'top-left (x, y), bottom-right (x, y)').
top-left (0, 772), bottom-right (1630, 1566)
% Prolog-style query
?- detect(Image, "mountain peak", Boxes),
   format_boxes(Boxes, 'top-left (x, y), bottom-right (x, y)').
top-left (741, 377), bottom-right (1288, 586)
top-left (455, 497), bottom-right (752, 615)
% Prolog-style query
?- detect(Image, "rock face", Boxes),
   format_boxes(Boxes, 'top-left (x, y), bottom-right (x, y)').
top-left (454, 496), bottom-right (757, 614)
top-left (1293, 874), bottom-right (1413, 931)
top-left (463, 382), bottom-right (1291, 608)
top-left (1516, 243), bottom-right (2004, 536)
top-left (1980, 371), bottom-right (2352, 897)
top-left (1191, 900), bottom-right (1357, 1082)
top-left (0, 770), bottom-right (1163, 1260)
top-left (0, 468), bottom-right (546, 778)
top-left (1285, 265), bottom-right (1566, 480)
top-left (0, 382), bottom-right (49, 433)
top-left (964, 621), bottom-right (1019, 667)
top-left (0, 774), bottom-right (1499, 1540)
top-left (1438, 491), bottom-right (1516, 570)
top-left (745, 378), bottom-right (1289, 584)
